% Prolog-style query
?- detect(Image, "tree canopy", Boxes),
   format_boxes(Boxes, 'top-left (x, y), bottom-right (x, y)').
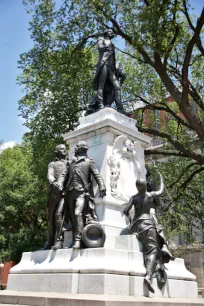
top-left (20, 0), bottom-right (204, 175)
top-left (149, 158), bottom-right (204, 244)
top-left (0, 144), bottom-right (47, 262)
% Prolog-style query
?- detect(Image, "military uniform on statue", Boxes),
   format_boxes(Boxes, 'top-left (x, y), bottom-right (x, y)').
top-left (65, 141), bottom-right (106, 249)
top-left (86, 28), bottom-right (126, 115)
top-left (42, 144), bottom-right (69, 250)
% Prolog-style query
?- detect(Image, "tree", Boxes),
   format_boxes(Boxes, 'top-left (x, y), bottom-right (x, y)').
top-left (0, 144), bottom-right (47, 262)
top-left (20, 0), bottom-right (204, 186)
top-left (18, 44), bottom-right (95, 174)
top-left (18, 0), bottom-right (204, 243)
top-left (148, 158), bottom-right (204, 244)
top-left (19, 0), bottom-right (97, 165)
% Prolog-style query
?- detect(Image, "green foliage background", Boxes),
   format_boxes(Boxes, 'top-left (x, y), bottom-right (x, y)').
top-left (0, 144), bottom-right (47, 262)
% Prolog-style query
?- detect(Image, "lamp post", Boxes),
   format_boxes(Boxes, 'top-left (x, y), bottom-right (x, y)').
top-left (0, 260), bottom-right (4, 290)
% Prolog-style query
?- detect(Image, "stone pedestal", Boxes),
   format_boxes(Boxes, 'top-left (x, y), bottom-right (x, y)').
top-left (63, 108), bottom-right (151, 238)
top-left (6, 108), bottom-right (198, 299)
top-left (7, 235), bottom-right (197, 298)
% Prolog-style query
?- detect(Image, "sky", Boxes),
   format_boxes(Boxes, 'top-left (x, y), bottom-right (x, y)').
top-left (0, 0), bottom-right (203, 148)
top-left (0, 0), bottom-right (33, 146)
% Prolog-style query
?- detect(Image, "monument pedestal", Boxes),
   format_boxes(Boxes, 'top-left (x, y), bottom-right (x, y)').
top-left (63, 108), bottom-right (151, 237)
top-left (6, 108), bottom-right (198, 299)
top-left (7, 235), bottom-right (197, 298)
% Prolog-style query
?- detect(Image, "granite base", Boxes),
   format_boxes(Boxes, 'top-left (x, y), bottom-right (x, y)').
top-left (7, 236), bottom-right (198, 298)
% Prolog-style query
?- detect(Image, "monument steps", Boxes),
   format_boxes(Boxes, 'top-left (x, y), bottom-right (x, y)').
top-left (0, 291), bottom-right (204, 306)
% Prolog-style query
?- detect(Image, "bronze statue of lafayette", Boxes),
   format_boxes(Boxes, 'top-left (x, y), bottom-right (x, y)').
top-left (85, 29), bottom-right (126, 115)
top-left (65, 141), bottom-right (106, 249)
top-left (123, 174), bottom-right (174, 293)
top-left (42, 144), bottom-right (69, 250)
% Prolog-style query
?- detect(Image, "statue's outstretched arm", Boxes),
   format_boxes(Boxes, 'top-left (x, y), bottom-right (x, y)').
top-left (150, 173), bottom-right (164, 198)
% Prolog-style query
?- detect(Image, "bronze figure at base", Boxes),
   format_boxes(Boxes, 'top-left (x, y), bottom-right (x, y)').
top-left (41, 144), bottom-right (69, 250)
top-left (42, 141), bottom-right (106, 251)
top-left (123, 174), bottom-right (175, 294)
top-left (64, 141), bottom-right (106, 249)
top-left (41, 144), bottom-right (173, 295)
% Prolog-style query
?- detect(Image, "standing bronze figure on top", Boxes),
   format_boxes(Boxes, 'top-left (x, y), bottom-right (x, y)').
top-left (85, 29), bottom-right (126, 115)
top-left (123, 173), bottom-right (175, 294)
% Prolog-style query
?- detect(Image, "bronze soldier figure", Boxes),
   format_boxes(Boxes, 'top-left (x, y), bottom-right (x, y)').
top-left (65, 141), bottom-right (106, 249)
top-left (86, 29), bottom-right (126, 115)
top-left (123, 174), bottom-right (174, 293)
top-left (104, 62), bottom-right (126, 108)
top-left (42, 144), bottom-right (69, 250)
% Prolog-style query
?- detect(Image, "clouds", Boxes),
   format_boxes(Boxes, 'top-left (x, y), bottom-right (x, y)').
top-left (0, 141), bottom-right (17, 153)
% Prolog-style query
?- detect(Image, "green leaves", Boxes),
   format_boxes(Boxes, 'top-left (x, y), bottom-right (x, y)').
top-left (20, 0), bottom-right (204, 150)
top-left (152, 157), bottom-right (204, 244)
top-left (0, 145), bottom-right (47, 262)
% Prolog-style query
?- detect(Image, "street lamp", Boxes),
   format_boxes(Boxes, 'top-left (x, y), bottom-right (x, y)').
top-left (0, 260), bottom-right (4, 290)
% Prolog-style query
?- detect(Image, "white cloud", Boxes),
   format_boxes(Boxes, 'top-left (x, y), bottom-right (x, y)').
top-left (0, 141), bottom-right (17, 153)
